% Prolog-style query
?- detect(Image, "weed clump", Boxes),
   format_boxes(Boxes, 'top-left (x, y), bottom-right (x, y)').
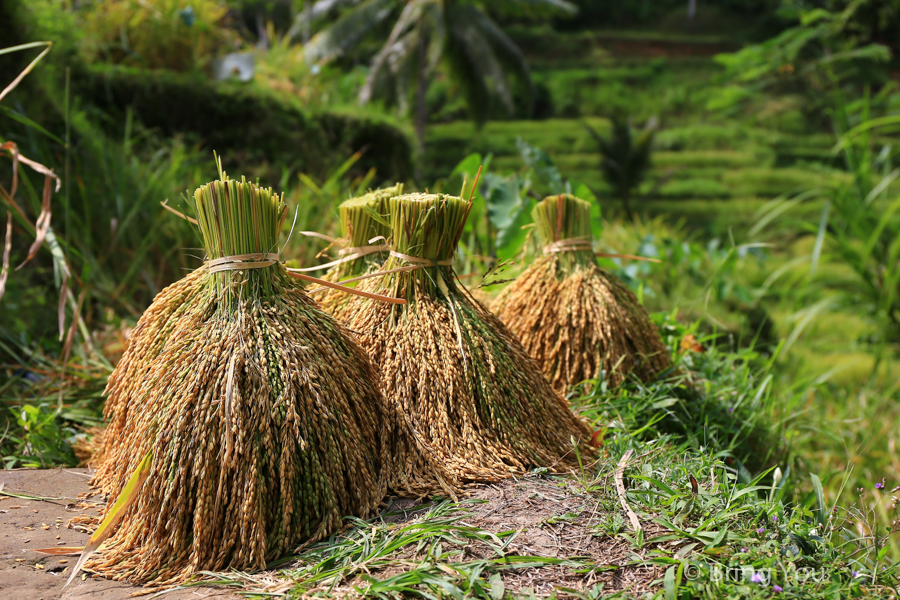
top-left (341, 192), bottom-right (594, 482)
top-left (494, 194), bottom-right (671, 391)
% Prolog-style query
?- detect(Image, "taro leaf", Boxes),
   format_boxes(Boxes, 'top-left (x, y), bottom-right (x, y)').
top-left (451, 152), bottom-right (485, 181)
top-left (482, 172), bottom-right (530, 258)
top-left (517, 138), bottom-right (564, 194)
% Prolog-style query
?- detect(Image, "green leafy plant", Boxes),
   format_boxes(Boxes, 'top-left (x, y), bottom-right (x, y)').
top-left (78, 0), bottom-right (235, 72)
top-left (448, 138), bottom-right (597, 264)
top-left (710, 3), bottom-right (891, 119)
top-left (301, 0), bottom-right (577, 160)
top-left (584, 116), bottom-right (656, 219)
top-left (755, 91), bottom-right (900, 345)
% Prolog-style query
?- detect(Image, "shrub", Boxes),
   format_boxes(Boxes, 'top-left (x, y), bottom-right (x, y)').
top-left (77, 66), bottom-right (413, 183)
top-left (77, 0), bottom-right (234, 72)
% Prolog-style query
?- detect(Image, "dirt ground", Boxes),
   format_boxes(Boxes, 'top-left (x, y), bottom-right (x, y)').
top-left (1, 469), bottom-right (664, 599)
top-left (0, 468), bottom-right (240, 600)
top-left (359, 477), bottom-right (665, 598)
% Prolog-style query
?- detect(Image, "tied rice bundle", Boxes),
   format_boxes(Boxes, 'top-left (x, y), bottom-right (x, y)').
top-left (91, 267), bottom-right (207, 468)
top-left (315, 184), bottom-right (402, 320)
top-left (494, 194), bottom-right (671, 392)
top-left (341, 193), bottom-right (595, 482)
top-left (89, 173), bottom-right (397, 584)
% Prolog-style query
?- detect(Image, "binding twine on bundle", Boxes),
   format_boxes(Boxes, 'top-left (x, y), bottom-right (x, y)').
top-left (290, 233), bottom-right (390, 273)
top-left (543, 237), bottom-right (593, 254)
top-left (206, 253), bottom-right (280, 273)
top-left (295, 247), bottom-right (454, 293)
top-left (160, 203), bottom-right (408, 305)
top-left (544, 236), bottom-right (661, 263)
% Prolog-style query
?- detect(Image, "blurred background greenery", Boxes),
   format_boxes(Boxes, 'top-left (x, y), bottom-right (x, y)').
top-left (1, 0), bottom-right (899, 560)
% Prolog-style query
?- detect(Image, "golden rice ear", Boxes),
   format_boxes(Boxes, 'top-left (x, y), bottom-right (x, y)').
top-left (340, 192), bottom-right (596, 485)
top-left (494, 194), bottom-right (672, 392)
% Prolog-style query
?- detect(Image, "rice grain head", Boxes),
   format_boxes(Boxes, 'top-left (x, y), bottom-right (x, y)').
top-left (92, 267), bottom-right (208, 468)
top-left (340, 193), bottom-right (595, 483)
top-left (493, 193), bottom-right (672, 392)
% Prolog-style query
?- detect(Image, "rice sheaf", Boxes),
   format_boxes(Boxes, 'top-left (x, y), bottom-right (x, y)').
top-left (493, 193), bottom-right (672, 392)
top-left (340, 192), bottom-right (596, 483)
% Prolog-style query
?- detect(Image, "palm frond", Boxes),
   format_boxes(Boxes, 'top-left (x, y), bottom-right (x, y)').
top-left (448, 8), bottom-right (514, 114)
top-left (303, 0), bottom-right (396, 64)
top-left (390, 32), bottom-right (418, 114)
top-left (359, 1), bottom-right (423, 104)
top-left (421, 1), bottom-right (446, 73)
top-left (287, 0), bottom-right (363, 42)
top-left (443, 17), bottom-right (491, 126)
top-left (462, 4), bottom-right (533, 114)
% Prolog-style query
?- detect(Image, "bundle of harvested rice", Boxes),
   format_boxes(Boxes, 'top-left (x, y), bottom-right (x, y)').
top-left (313, 184), bottom-right (402, 320)
top-left (340, 192), bottom-right (595, 482)
top-left (89, 173), bottom-right (404, 584)
top-left (493, 193), bottom-right (671, 391)
top-left (89, 267), bottom-right (207, 468)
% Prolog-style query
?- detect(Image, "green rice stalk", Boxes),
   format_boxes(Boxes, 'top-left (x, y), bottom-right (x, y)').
top-left (317, 185), bottom-right (401, 320)
top-left (90, 173), bottom-right (409, 585)
top-left (494, 193), bottom-right (672, 392)
top-left (340, 192), bottom-right (595, 483)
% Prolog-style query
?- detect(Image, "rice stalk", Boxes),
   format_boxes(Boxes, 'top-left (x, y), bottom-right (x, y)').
top-left (340, 193), bottom-right (595, 483)
top-left (89, 172), bottom-right (404, 585)
top-left (493, 194), bottom-right (672, 392)
top-left (316, 184), bottom-right (402, 321)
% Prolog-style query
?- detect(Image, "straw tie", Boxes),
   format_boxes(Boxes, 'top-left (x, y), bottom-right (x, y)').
top-left (292, 236), bottom-right (390, 273)
top-left (388, 250), bottom-right (454, 267)
top-left (203, 250), bottom-right (407, 304)
top-left (207, 252), bottom-right (280, 273)
top-left (544, 236), bottom-right (661, 263)
top-left (543, 237), bottom-right (593, 255)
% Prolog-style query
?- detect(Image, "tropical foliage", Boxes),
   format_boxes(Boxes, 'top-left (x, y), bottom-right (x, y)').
top-left (301, 0), bottom-right (577, 151)
top-left (585, 116), bottom-right (657, 219)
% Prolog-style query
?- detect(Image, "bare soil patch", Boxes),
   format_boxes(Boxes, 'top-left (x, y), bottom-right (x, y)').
top-left (372, 476), bottom-right (665, 598)
top-left (1, 470), bottom-right (663, 598)
top-left (0, 468), bottom-right (239, 600)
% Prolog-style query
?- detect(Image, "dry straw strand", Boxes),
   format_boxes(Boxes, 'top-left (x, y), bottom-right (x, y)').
top-left (340, 192), bottom-right (595, 484)
top-left (494, 193), bottom-right (672, 392)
